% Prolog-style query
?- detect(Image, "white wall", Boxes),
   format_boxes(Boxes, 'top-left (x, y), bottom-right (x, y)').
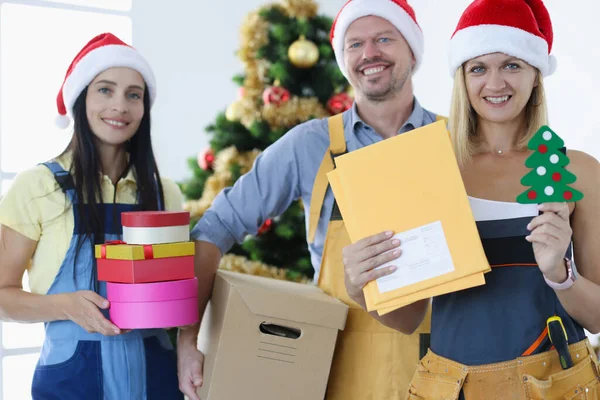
top-left (132, 0), bottom-right (600, 183)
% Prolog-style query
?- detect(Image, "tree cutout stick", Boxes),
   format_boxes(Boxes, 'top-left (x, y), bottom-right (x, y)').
top-left (516, 125), bottom-right (583, 204)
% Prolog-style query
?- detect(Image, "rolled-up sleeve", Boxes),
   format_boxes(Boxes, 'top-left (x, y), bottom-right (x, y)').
top-left (191, 125), bottom-right (306, 255)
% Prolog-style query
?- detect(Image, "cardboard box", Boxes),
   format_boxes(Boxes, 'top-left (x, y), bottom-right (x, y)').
top-left (197, 270), bottom-right (348, 400)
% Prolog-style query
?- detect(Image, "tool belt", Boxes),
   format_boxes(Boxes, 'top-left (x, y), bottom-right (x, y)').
top-left (406, 338), bottom-right (600, 400)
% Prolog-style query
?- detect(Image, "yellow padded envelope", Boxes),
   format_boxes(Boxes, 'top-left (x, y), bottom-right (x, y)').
top-left (327, 169), bottom-right (486, 315)
top-left (326, 121), bottom-right (490, 315)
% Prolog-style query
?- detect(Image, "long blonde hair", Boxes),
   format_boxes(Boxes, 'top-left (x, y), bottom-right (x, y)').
top-left (448, 65), bottom-right (548, 166)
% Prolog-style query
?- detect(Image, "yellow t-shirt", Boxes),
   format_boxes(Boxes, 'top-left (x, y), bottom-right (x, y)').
top-left (0, 152), bottom-right (185, 295)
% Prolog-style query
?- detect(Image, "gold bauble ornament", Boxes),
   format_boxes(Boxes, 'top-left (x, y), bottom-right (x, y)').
top-left (288, 35), bottom-right (319, 68)
top-left (225, 101), bottom-right (243, 122)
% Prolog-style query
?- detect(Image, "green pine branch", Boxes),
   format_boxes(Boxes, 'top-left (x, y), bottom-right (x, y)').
top-left (208, 113), bottom-right (269, 152)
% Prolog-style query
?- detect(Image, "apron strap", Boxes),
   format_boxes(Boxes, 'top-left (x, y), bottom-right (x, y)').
top-left (41, 161), bottom-right (77, 205)
top-left (328, 113), bottom-right (347, 155)
top-left (307, 114), bottom-right (346, 244)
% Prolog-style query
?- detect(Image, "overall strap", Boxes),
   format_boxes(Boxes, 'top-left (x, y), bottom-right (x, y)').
top-left (307, 114), bottom-right (346, 243)
top-left (41, 161), bottom-right (77, 204)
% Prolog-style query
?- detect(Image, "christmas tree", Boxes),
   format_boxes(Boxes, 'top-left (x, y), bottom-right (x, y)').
top-left (180, 0), bottom-right (352, 282)
top-left (517, 125), bottom-right (583, 204)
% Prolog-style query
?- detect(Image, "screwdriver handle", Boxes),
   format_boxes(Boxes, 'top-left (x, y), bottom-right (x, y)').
top-left (547, 316), bottom-right (573, 369)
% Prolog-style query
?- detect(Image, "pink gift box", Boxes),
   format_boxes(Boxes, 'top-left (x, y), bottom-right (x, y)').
top-left (107, 278), bottom-right (199, 329)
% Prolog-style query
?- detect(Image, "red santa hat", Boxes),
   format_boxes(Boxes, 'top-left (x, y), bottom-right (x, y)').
top-left (329, 0), bottom-right (424, 80)
top-left (449, 0), bottom-right (557, 77)
top-left (55, 32), bottom-right (156, 129)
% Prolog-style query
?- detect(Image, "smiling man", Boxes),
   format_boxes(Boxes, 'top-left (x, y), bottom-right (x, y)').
top-left (177, 1), bottom-right (445, 399)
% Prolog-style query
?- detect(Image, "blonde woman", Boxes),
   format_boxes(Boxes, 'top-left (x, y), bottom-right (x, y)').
top-left (342, 0), bottom-right (600, 398)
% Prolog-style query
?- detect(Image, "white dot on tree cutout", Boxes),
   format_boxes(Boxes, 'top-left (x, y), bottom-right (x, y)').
top-left (545, 186), bottom-right (554, 196)
top-left (537, 166), bottom-right (547, 175)
top-left (550, 154), bottom-right (559, 164)
top-left (543, 131), bottom-right (552, 141)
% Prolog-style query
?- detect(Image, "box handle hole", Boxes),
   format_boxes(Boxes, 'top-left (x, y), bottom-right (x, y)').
top-left (259, 322), bottom-right (301, 339)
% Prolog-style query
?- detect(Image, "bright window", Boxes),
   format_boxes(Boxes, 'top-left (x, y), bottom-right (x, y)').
top-left (0, 2), bottom-right (132, 398)
top-left (2, 354), bottom-right (41, 400)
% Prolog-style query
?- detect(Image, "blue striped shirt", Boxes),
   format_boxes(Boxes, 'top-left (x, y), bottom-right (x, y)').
top-left (191, 97), bottom-right (438, 282)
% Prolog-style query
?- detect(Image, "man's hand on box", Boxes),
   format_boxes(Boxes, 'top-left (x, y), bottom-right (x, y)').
top-left (177, 340), bottom-right (204, 400)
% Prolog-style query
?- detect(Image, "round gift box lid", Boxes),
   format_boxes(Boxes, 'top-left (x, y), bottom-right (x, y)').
top-left (121, 211), bottom-right (190, 228)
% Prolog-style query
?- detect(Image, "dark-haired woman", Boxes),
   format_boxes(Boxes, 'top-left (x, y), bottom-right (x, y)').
top-left (0, 33), bottom-right (184, 399)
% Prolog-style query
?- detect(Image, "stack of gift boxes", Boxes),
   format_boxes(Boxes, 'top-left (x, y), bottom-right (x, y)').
top-left (95, 211), bottom-right (199, 329)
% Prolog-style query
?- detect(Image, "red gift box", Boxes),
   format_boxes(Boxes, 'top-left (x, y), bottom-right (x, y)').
top-left (96, 241), bottom-right (195, 284)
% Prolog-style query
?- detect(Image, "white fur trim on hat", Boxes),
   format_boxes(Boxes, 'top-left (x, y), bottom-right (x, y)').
top-left (61, 44), bottom-right (156, 119)
top-left (54, 114), bottom-right (71, 129)
top-left (449, 24), bottom-right (555, 77)
top-left (332, 0), bottom-right (424, 80)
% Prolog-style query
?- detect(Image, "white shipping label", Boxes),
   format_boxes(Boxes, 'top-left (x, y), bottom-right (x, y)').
top-left (376, 220), bottom-right (455, 294)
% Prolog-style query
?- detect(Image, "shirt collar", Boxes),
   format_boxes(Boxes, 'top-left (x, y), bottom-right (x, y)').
top-left (118, 165), bottom-right (137, 184)
top-left (349, 96), bottom-right (425, 134)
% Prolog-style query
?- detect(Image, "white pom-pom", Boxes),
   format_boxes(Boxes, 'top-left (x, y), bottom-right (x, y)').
top-left (55, 114), bottom-right (71, 129)
top-left (547, 55), bottom-right (557, 76)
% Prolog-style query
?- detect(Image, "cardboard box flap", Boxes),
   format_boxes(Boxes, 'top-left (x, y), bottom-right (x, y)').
top-left (218, 270), bottom-right (348, 331)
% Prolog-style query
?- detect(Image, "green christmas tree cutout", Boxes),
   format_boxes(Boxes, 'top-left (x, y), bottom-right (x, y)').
top-left (516, 126), bottom-right (584, 204)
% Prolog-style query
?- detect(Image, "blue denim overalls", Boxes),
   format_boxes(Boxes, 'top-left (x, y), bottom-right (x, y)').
top-left (31, 161), bottom-right (182, 400)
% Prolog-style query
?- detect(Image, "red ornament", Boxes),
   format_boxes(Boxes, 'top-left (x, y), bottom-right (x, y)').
top-left (198, 148), bottom-right (215, 171)
top-left (527, 190), bottom-right (537, 200)
top-left (552, 172), bottom-right (561, 182)
top-left (327, 93), bottom-right (353, 115)
top-left (262, 86), bottom-right (290, 106)
top-left (538, 144), bottom-right (548, 154)
top-left (564, 191), bottom-right (573, 201)
top-left (258, 218), bottom-right (273, 235)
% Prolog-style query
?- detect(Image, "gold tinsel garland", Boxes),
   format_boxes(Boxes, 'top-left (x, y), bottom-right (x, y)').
top-left (262, 96), bottom-right (330, 130)
top-left (281, 0), bottom-right (318, 19)
top-left (184, 146), bottom-right (262, 219)
top-left (237, 10), bottom-right (270, 102)
top-left (213, 146), bottom-right (262, 177)
top-left (219, 254), bottom-right (311, 284)
top-left (237, 97), bottom-right (263, 129)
